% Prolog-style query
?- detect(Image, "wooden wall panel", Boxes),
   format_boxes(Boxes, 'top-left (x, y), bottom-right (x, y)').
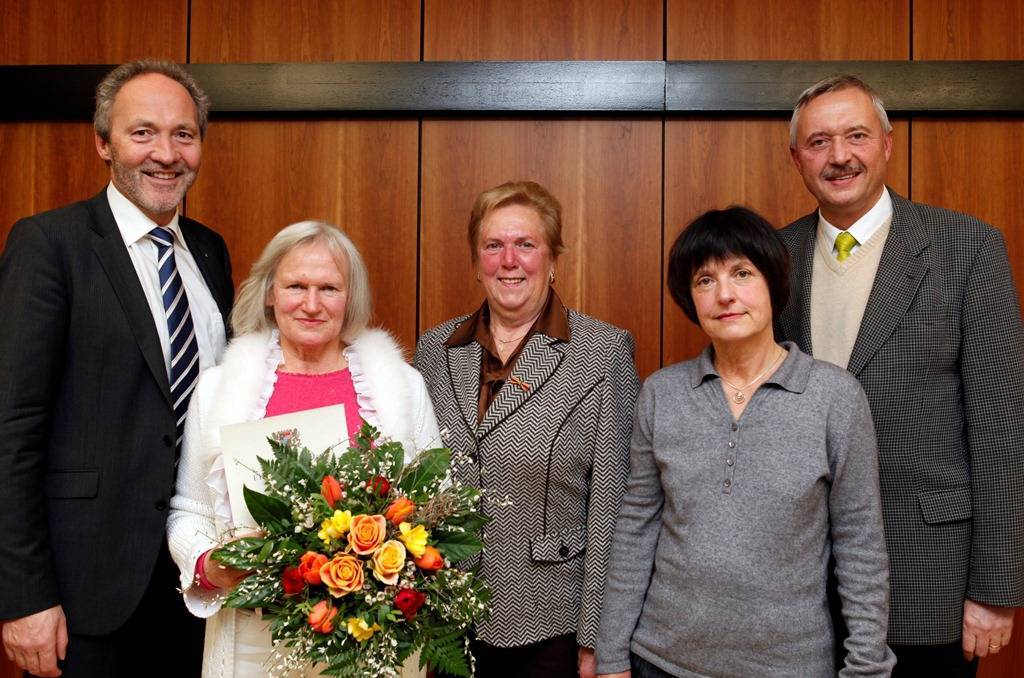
top-left (190, 0), bottom-right (420, 62)
top-left (185, 120), bottom-right (420, 350)
top-left (424, 0), bottom-right (662, 60)
top-left (667, 0), bottom-right (909, 59)
top-left (663, 118), bottom-right (910, 365)
top-left (910, 119), bottom-right (1024, 313)
top-left (914, 0), bottom-right (1024, 59)
top-left (0, 123), bottom-right (108, 248)
top-left (420, 119), bottom-right (663, 378)
top-left (0, 0), bottom-right (187, 64)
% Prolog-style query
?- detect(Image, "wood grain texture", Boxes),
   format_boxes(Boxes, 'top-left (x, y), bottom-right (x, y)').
top-left (424, 0), bottom-right (662, 60)
top-left (910, 119), bottom-right (1024, 317)
top-left (190, 0), bottom-right (420, 62)
top-left (185, 120), bottom-right (420, 350)
top-left (0, 122), bottom-right (109, 248)
top-left (914, 0), bottom-right (1024, 59)
top-left (663, 118), bottom-right (909, 365)
top-left (667, 0), bottom-right (909, 59)
top-left (0, 0), bottom-right (187, 64)
top-left (420, 119), bottom-right (662, 378)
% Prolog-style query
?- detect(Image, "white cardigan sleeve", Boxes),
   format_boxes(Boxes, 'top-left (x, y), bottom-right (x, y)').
top-left (167, 369), bottom-right (228, 618)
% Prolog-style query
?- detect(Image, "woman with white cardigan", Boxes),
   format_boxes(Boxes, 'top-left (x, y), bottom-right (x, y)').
top-left (167, 221), bottom-right (440, 677)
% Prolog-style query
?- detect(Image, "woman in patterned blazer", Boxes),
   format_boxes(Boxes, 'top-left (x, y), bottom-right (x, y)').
top-left (414, 180), bottom-right (640, 678)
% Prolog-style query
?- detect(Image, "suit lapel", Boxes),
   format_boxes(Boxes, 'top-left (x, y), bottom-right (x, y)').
top-left (780, 213), bottom-right (817, 354)
top-left (846, 190), bottom-right (930, 375)
top-left (477, 333), bottom-right (565, 442)
top-left (446, 340), bottom-right (484, 439)
top-left (87, 192), bottom-right (172, 404)
top-left (181, 219), bottom-right (231, 319)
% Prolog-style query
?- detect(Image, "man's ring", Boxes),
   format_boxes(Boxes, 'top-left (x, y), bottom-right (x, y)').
top-left (989, 643), bottom-right (1000, 650)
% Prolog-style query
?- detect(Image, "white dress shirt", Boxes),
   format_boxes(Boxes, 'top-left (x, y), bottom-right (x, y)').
top-left (817, 188), bottom-right (893, 257)
top-left (107, 183), bottom-right (226, 375)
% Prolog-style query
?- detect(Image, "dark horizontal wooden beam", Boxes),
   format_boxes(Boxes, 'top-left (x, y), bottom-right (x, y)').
top-left (1, 61), bottom-right (1022, 120)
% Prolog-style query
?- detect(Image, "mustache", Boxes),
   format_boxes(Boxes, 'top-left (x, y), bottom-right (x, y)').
top-left (139, 162), bottom-right (193, 174)
top-left (821, 163), bottom-right (864, 180)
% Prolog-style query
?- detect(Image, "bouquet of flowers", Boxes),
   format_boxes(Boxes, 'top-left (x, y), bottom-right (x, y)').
top-left (211, 423), bottom-right (489, 677)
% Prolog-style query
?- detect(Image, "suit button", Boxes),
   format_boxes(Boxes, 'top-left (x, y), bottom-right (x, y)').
top-left (162, 435), bottom-right (173, 448)
top-left (559, 544), bottom-right (569, 557)
top-left (155, 499), bottom-right (168, 511)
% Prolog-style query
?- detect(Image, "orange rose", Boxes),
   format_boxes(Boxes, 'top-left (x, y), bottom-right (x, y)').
top-left (414, 545), bottom-right (445, 573)
top-left (299, 551), bottom-right (328, 585)
top-left (319, 553), bottom-right (364, 597)
top-left (347, 514), bottom-right (387, 555)
top-left (384, 497), bottom-right (415, 526)
top-left (370, 540), bottom-right (407, 585)
top-left (308, 600), bottom-right (338, 634)
top-left (321, 475), bottom-right (343, 508)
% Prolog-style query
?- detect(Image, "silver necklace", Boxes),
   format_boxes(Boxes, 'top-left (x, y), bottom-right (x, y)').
top-left (717, 347), bottom-right (784, 404)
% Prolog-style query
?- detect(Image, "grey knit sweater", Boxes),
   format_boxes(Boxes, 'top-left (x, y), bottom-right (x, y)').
top-left (594, 343), bottom-right (895, 677)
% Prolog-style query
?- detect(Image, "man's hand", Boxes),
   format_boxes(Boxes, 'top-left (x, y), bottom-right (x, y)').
top-left (2, 605), bottom-right (68, 677)
top-left (962, 598), bottom-right (1015, 660)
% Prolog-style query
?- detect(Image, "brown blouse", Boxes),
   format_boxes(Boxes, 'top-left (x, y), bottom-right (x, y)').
top-left (444, 290), bottom-right (570, 422)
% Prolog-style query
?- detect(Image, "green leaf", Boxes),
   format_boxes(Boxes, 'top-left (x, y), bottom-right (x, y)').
top-left (243, 485), bottom-right (291, 526)
top-left (397, 447), bottom-right (451, 498)
top-left (433, 530), bottom-right (484, 562)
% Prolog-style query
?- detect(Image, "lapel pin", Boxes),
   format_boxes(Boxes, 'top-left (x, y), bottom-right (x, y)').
top-left (508, 375), bottom-right (530, 392)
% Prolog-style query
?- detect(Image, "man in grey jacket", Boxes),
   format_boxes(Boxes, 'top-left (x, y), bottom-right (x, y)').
top-left (778, 74), bottom-right (1024, 676)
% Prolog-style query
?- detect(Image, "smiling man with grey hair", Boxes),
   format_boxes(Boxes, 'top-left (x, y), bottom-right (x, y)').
top-left (0, 60), bottom-right (233, 677)
top-left (777, 74), bottom-right (1024, 676)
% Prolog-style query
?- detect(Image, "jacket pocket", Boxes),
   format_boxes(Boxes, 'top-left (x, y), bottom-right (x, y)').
top-left (44, 469), bottom-right (99, 498)
top-left (529, 527), bottom-right (586, 563)
top-left (918, 487), bottom-right (972, 524)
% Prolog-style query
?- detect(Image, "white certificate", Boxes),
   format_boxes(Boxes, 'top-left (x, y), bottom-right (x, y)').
top-left (220, 404), bottom-right (348, 530)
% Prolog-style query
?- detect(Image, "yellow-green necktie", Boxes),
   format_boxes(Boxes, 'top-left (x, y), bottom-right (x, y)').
top-left (835, 231), bottom-right (858, 262)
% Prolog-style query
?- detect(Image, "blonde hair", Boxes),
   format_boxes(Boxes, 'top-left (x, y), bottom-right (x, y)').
top-left (466, 180), bottom-right (566, 263)
top-left (230, 221), bottom-right (371, 342)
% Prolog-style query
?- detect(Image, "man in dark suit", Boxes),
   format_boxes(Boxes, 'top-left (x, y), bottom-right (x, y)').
top-left (0, 60), bottom-right (233, 677)
top-left (778, 74), bottom-right (1024, 676)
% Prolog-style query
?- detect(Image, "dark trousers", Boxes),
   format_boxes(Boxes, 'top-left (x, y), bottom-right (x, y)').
top-left (464, 633), bottom-right (578, 677)
top-left (631, 653), bottom-right (678, 678)
top-left (891, 642), bottom-right (978, 678)
top-left (34, 545), bottom-right (204, 678)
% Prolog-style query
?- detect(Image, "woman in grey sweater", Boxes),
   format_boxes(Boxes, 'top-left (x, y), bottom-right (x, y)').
top-left (594, 207), bottom-right (894, 678)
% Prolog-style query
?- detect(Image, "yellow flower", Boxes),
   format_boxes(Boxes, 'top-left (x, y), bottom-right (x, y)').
top-left (398, 522), bottom-right (428, 558)
top-left (370, 539), bottom-right (407, 585)
top-left (346, 617), bottom-right (381, 642)
top-left (318, 509), bottom-right (352, 544)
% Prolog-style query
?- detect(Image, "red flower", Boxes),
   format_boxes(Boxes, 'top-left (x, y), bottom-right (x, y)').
top-left (299, 551), bottom-right (329, 585)
top-left (367, 475), bottom-right (390, 496)
top-left (282, 566), bottom-right (305, 595)
top-left (321, 475), bottom-right (343, 508)
top-left (308, 600), bottom-right (339, 634)
top-left (393, 587), bottom-right (427, 621)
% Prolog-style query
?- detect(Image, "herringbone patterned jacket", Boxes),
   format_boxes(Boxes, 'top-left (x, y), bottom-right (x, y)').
top-left (414, 307), bottom-right (639, 648)
top-left (777, 188), bottom-right (1024, 644)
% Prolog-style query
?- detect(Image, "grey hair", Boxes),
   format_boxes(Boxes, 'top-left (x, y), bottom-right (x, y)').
top-left (789, 74), bottom-right (892, 148)
top-left (230, 221), bottom-right (372, 342)
top-left (94, 59), bottom-right (210, 142)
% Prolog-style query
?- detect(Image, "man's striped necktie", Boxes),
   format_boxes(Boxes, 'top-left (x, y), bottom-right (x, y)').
top-left (148, 226), bottom-right (200, 454)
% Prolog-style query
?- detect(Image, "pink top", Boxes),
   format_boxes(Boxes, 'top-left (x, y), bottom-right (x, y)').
top-left (264, 368), bottom-right (363, 442)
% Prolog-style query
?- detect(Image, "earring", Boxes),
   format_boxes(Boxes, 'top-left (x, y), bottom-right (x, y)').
top-left (548, 270), bottom-right (555, 285)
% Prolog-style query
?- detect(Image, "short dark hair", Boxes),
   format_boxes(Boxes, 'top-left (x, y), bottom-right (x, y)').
top-left (94, 59), bottom-right (210, 142)
top-left (667, 206), bottom-right (790, 325)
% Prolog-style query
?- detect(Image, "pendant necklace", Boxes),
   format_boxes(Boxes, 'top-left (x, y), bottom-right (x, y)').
top-left (717, 347), bottom-right (784, 404)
